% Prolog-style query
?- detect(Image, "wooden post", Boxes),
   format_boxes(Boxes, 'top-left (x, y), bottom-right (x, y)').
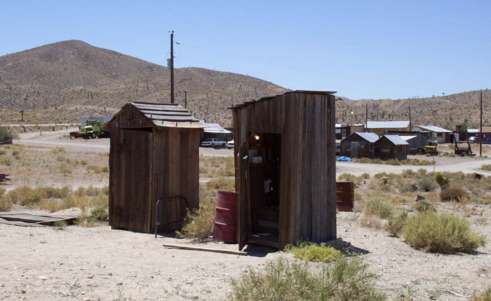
top-left (480, 90), bottom-right (483, 157)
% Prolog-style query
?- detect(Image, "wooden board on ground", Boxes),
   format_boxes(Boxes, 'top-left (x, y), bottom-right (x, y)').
top-left (0, 212), bottom-right (79, 225)
top-left (162, 243), bottom-right (247, 256)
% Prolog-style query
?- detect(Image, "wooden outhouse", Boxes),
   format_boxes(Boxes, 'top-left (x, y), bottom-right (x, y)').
top-left (374, 135), bottom-right (409, 160)
top-left (340, 132), bottom-right (379, 158)
top-left (107, 101), bottom-right (204, 234)
top-left (231, 91), bottom-right (337, 249)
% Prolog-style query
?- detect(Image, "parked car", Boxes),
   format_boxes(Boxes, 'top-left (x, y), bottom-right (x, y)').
top-left (200, 138), bottom-right (227, 148)
top-left (226, 140), bottom-right (234, 149)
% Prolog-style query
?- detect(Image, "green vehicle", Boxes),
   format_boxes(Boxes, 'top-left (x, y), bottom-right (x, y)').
top-left (70, 120), bottom-right (110, 139)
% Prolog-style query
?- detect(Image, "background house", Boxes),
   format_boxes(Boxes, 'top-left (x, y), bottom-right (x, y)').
top-left (414, 125), bottom-right (452, 143)
top-left (366, 120), bottom-right (410, 135)
top-left (340, 132), bottom-right (379, 158)
top-left (202, 122), bottom-right (233, 141)
top-left (374, 135), bottom-right (409, 160)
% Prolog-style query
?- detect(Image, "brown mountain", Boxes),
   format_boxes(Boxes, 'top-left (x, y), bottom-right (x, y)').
top-left (0, 40), bottom-right (488, 129)
top-left (0, 40), bottom-right (286, 125)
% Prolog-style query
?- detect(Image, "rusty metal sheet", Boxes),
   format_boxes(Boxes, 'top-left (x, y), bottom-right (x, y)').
top-left (336, 181), bottom-right (354, 212)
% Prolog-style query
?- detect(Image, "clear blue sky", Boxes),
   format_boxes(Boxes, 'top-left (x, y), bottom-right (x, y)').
top-left (1, 0), bottom-right (490, 99)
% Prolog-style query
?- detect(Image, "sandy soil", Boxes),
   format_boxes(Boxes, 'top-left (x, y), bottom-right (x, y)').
top-left (0, 205), bottom-right (489, 301)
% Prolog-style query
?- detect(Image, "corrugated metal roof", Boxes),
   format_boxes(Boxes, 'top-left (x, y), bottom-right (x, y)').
top-left (204, 123), bottom-right (232, 134)
top-left (366, 121), bottom-right (410, 129)
top-left (383, 135), bottom-right (409, 145)
top-left (354, 132), bottom-right (379, 143)
top-left (468, 127), bottom-right (491, 133)
top-left (416, 125), bottom-right (451, 133)
top-left (400, 135), bottom-right (417, 141)
top-left (130, 101), bottom-right (204, 128)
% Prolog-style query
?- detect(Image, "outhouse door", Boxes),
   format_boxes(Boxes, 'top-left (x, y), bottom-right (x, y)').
top-left (119, 129), bottom-right (152, 232)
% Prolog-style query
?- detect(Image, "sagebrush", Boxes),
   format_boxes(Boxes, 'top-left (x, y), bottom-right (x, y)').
top-left (230, 257), bottom-right (385, 301)
top-left (402, 212), bottom-right (486, 253)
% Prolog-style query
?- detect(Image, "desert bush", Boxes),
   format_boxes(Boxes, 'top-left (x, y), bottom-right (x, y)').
top-left (440, 185), bottom-right (468, 202)
top-left (179, 179), bottom-right (235, 240)
top-left (286, 243), bottom-right (342, 263)
top-left (385, 211), bottom-right (408, 237)
top-left (0, 127), bottom-right (13, 142)
top-left (178, 197), bottom-right (215, 240)
top-left (402, 212), bottom-right (486, 253)
top-left (6, 186), bottom-right (45, 206)
top-left (435, 172), bottom-right (449, 188)
top-left (416, 176), bottom-right (438, 192)
top-left (89, 206), bottom-right (109, 222)
top-left (86, 165), bottom-right (108, 174)
top-left (472, 288), bottom-right (491, 301)
top-left (481, 164), bottom-right (491, 172)
top-left (230, 257), bottom-right (385, 301)
top-left (0, 187), bottom-right (12, 211)
top-left (414, 200), bottom-right (436, 212)
top-left (58, 163), bottom-right (73, 175)
top-left (364, 199), bottom-right (394, 219)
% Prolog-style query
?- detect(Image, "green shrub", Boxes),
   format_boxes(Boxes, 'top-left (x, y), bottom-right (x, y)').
top-left (0, 187), bottom-right (12, 211)
top-left (0, 127), bottom-right (13, 142)
top-left (435, 172), bottom-right (449, 188)
top-left (472, 288), bottom-right (491, 301)
top-left (402, 212), bottom-right (486, 253)
top-left (481, 164), bottom-right (491, 172)
top-left (286, 243), bottom-right (342, 263)
top-left (416, 176), bottom-right (438, 192)
top-left (440, 185), bottom-right (468, 202)
top-left (414, 200), bottom-right (436, 212)
top-left (364, 199), bottom-right (394, 219)
top-left (385, 211), bottom-right (408, 237)
top-left (90, 206), bottom-right (108, 222)
top-left (178, 198), bottom-right (215, 240)
top-left (230, 257), bottom-right (385, 301)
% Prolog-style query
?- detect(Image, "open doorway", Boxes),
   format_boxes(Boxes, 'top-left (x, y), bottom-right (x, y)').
top-left (248, 132), bottom-right (281, 247)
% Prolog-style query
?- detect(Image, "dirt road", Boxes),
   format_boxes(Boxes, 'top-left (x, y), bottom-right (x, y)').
top-left (0, 207), bottom-right (489, 301)
top-left (14, 130), bottom-right (491, 175)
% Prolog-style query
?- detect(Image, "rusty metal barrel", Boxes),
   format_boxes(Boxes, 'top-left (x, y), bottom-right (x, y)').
top-left (213, 191), bottom-right (237, 243)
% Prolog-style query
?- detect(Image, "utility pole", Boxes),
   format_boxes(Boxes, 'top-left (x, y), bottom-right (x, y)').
top-left (365, 102), bottom-right (368, 130)
top-left (408, 102), bottom-right (412, 130)
top-left (169, 30), bottom-right (175, 104)
top-left (480, 89), bottom-right (483, 157)
top-left (184, 91), bottom-right (188, 108)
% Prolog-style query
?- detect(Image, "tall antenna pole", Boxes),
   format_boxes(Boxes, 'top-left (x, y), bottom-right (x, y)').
top-left (365, 102), bottom-right (368, 130)
top-left (408, 102), bottom-right (412, 130)
top-left (170, 30), bottom-right (175, 104)
top-left (480, 89), bottom-right (483, 157)
top-left (184, 91), bottom-right (188, 108)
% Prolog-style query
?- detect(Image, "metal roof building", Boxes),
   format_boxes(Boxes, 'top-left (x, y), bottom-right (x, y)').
top-left (375, 135), bottom-right (409, 160)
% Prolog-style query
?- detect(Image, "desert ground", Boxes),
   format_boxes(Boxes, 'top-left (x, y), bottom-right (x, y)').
top-left (1, 129), bottom-right (491, 300)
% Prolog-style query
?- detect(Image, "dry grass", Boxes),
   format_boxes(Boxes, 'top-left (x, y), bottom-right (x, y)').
top-left (230, 257), bottom-right (386, 301)
top-left (199, 156), bottom-right (235, 178)
top-left (354, 158), bottom-right (434, 166)
top-left (2, 185), bottom-right (108, 213)
top-left (472, 288), bottom-right (491, 301)
top-left (179, 177), bottom-right (235, 240)
top-left (0, 145), bottom-right (108, 187)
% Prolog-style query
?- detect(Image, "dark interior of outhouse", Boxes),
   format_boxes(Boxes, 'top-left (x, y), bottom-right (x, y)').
top-left (248, 132), bottom-right (281, 243)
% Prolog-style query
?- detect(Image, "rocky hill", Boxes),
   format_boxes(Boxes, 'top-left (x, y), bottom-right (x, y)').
top-left (0, 40), bottom-right (286, 126)
top-left (337, 90), bottom-right (490, 129)
top-left (0, 40), bottom-right (488, 129)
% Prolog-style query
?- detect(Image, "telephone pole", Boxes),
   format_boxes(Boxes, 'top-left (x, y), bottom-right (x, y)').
top-left (184, 91), bottom-right (188, 108)
top-left (480, 89), bottom-right (483, 157)
top-left (408, 102), bottom-right (412, 130)
top-left (365, 102), bottom-right (368, 130)
top-left (169, 30), bottom-right (175, 104)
